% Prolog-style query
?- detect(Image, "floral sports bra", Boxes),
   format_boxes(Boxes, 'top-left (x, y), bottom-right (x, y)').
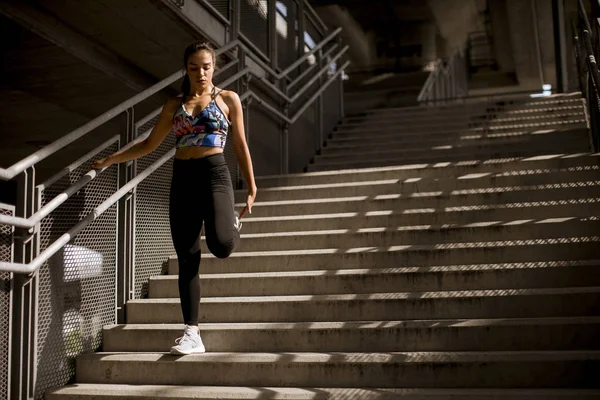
top-left (172, 88), bottom-right (230, 149)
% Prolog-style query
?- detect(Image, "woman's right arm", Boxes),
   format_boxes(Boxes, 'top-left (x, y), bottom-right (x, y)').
top-left (92, 97), bottom-right (179, 169)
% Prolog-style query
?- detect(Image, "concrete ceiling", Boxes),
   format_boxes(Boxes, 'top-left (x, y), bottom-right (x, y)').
top-left (310, 0), bottom-right (434, 34)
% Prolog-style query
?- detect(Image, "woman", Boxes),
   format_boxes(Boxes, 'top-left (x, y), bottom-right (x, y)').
top-left (92, 41), bottom-right (257, 355)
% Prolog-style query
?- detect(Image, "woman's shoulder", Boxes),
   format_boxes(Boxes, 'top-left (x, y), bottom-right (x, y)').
top-left (216, 88), bottom-right (241, 104)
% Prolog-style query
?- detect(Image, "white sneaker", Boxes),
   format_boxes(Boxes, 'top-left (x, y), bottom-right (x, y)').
top-left (170, 325), bottom-right (206, 355)
top-left (234, 210), bottom-right (243, 232)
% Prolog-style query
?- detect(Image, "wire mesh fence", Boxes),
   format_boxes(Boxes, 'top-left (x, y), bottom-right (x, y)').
top-left (35, 144), bottom-right (119, 399)
top-left (241, 0), bottom-right (269, 57)
top-left (0, 204), bottom-right (13, 400)
top-left (206, 0), bottom-right (230, 20)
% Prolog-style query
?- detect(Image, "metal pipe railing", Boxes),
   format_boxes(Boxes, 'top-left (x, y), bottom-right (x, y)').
top-left (574, 0), bottom-right (600, 151)
top-left (417, 48), bottom-right (468, 104)
top-left (0, 148), bottom-right (176, 274)
top-left (240, 59), bottom-right (350, 125)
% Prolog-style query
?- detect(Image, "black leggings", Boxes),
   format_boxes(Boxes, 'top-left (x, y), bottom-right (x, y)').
top-left (169, 153), bottom-right (239, 326)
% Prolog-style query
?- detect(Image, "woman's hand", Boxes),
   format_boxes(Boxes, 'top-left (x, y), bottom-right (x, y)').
top-left (91, 156), bottom-right (114, 170)
top-left (239, 188), bottom-right (257, 219)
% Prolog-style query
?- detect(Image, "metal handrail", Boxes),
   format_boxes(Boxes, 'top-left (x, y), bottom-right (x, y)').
top-left (417, 60), bottom-right (442, 100)
top-left (241, 60), bottom-right (350, 124)
top-left (259, 45), bottom-right (348, 103)
top-left (574, 0), bottom-right (600, 151)
top-left (0, 148), bottom-right (176, 274)
top-left (417, 48), bottom-right (467, 103)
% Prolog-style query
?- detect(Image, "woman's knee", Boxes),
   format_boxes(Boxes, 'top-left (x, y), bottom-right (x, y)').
top-left (207, 238), bottom-right (235, 259)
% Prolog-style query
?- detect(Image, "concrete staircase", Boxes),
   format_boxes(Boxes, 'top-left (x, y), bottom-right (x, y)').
top-left (47, 93), bottom-right (600, 399)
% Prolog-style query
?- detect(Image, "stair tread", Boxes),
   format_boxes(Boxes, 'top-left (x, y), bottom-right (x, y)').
top-left (243, 165), bottom-right (600, 194)
top-left (232, 199), bottom-right (600, 223)
top-left (109, 316), bottom-right (600, 331)
top-left (191, 236), bottom-right (600, 259)
top-left (235, 180), bottom-right (600, 208)
top-left (210, 217), bottom-right (600, 239)
top-left (130, 285), bottom-right (600, 304)
top-left (256, 153), bottom-right (598, 177)
top-left (156, 259), bottom-right (600, 281)
top-left (78, 350), bottom-right (600, 363)
top-left (46, 384), bottom-right (600, 398)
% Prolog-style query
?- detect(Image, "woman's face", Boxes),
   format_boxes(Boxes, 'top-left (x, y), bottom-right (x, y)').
top-left (187, 50), bottom-right (214, 91)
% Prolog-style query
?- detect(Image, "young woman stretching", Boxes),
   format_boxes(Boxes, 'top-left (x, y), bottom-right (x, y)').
top-left (93, 41), bottom-right (257, 354)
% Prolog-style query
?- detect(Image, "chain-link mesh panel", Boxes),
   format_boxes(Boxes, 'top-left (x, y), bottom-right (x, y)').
top-left (247, 80), bottom-right (282, 177)
top-left (276, 0), bottom-right (298, 71)
top-left (0, 204), bottom-right (13, 400)
top-left (134, 116), bottom-right (176, 299)
top-left (206, 0), bottom-right (230, 20)
top-left (35, 143), bottom-right (119, 399)
top-left (241, 0), bottom-right (269, 57)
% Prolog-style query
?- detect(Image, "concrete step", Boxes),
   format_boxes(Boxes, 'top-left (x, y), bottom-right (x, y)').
top-left (347, 97), bottom-right (582, 118)
top-left (489, 104), bottom-right (584, 116)
top-left (322, 128), bottom-right (589, 152)
top-left (45, 385), bottom-right (600, 399)
top-left (316, 136), bottom-right (589, 163)
top-left (480, 112), bottom-right (585, 125)
top-left (75, 351), bottom-right (600, 388)
top-left (126, 286), bottom-right (600, 324)
top-left (151, 260), bottom-right (600, 298)
top-left (186, 241), bottom-right (600, 274)
top-left (104, 317), bottom-right (600, 353)
top-left (338, 112), bottom-right (583, 131)
top-left (242, 166), bottom-right (600, 203)
top-left (252, 153), bottom-right (600, 188)
top-left (202, 218), bottom-right (600, 253)
top-left (237, 182), bottom-right (600, 218)
top-left (342, 105), bottom-right (584, 124)
top-left (307, 147), bottom-right (592, 171)
top-left (331, 119), bottom-right (586, 138)
top-left (236, 201), bottom-right (599, 234)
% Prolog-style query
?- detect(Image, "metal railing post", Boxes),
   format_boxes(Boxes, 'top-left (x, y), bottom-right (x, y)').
top-left (231, 0), bottom-right (241, 39)
top-left (268, 0), bottom-right (277, 73)
top-left (10, 167), bottom-right (39, 400)
top-left (116, 107), bottom-right (136, 324)
top-left (317, 48), bottom-right (324, 151)
top-left (337, 36), bottom-right (345, 121)
top-left (282, 124), bottom-right (290, 174)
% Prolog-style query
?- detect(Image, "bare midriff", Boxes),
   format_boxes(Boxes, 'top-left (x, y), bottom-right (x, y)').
top-left (175, 147), bottom-right (224, 160)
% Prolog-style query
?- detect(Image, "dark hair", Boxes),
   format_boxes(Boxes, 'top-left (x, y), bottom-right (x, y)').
top-left (181, 41), bottom-right (218, 96)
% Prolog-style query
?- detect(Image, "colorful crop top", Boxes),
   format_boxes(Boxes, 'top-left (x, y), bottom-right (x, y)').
top-left (172, 89), bottom-right (230, 149)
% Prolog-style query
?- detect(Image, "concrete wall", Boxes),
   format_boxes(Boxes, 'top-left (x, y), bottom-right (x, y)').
top-left (488, 0), bottom-right (516, 74)
top-left (314, 5), bottom-right (374, 70)
top-left (426, 0), bottom-right (484, 56)
top-left (504, 0), bottom-right (557, 90)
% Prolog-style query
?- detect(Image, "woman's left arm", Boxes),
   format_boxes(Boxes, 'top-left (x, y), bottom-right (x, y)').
top-left (226, 91), bottom-right (257, 218)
